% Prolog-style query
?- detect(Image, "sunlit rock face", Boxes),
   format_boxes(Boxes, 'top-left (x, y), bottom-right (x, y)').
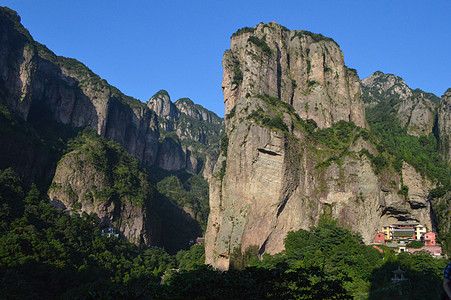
top-left (205, 23), bottom-right (433, 271)
top-left (438, 89), bottom-right (451, 162)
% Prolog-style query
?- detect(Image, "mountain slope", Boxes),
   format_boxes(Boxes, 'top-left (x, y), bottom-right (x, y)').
top-left (361, 71), bottom-right (439, 137)
top-left (0, 7), bottom-right (216, 251)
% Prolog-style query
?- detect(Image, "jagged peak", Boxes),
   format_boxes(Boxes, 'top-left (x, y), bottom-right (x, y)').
top-left (175, 97), bottom-right (194, 105)
top-left (147, 90), bottom-right (172, 107)
top-left (151, 89), bottom-right (170, 100)
top-left (361, 71), bottom-right (407, 90)
top-left (175, 98), bottom-right (223, 124)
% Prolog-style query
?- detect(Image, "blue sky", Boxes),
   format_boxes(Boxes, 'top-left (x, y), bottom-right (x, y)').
top-left (3, 1), bottom-right (450, 117)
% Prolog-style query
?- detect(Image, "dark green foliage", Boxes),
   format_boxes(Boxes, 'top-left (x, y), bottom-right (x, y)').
top-left (151, 89), bottom-right (169, 99)
top-left (368, 252), bottom-right (446, 299)
top-left (365, 92), bottom-right (449, 185)
top-left (0, 170), bottom-right (353, 299)
top-left (165, 264), bottom-right (351, 299)
top-left (312, 120), bottom-right (357, 152)
top-left (247, 107), bottom-right (288, 133)
top-left (67, 128), bottom-right (152, 206)
top-left (262, 115), bottom-right (288, 132)
top-left (230, 26), bottom-right (255, 38)
top-left (429, 185), bottom-right (447, 199)
top-left (346, 67), bottom-right (358, 76)
top-left (312, 121), bottom-right (391, 174)
top-left (246, 94), bottom-right (294, 134)
top-left (0, 172), bottom-right (175, 299)
top-left (406, 240), bottom-right (425, 249)
top-left (291, 30), bottom-right (338, 45)
top-left (225, 105), bottom-right (236, 120)
top-left (250, 218), bottom-right (448, 299)
top-left (220, 135), bottom-right (228, 157)
top-left (359, 149), bottom-right (389, 175)
top-left (155, 172), bottom-right (209, 232)
top-left (176, 244), bottom-right (205, 271)
top-left (365, 90), bottom-right (451, 248)
top-left (247, 36), bottom-right (272, 56)
top-left (0, 169), bottom-right (25, 232)
top-left (232, 59), bottom-right (243, 85)
top-left (0, 99), bottom-right (82, 188)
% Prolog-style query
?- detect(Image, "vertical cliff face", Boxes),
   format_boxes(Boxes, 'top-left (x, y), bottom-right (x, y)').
top-left (205, 23), bottom-right (433, 270)
top-left (222, 22), bottom-right (367, 129)
top-left (361, 71), bottom-right (439, 137)
top-left (0, 7), bottom-right (161, 171)
top-left (0, 7), bottom-right (224, 180)
top-left (438, 89), bottom-right (451, 162)
top-left (0, 8), bottom-right (214, 250)
top-left (147, 92), bottom-right (224, 177)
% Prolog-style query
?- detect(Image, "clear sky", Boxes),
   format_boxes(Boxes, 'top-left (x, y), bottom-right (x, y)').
top-left (2, 1), bottom-right (450, 117)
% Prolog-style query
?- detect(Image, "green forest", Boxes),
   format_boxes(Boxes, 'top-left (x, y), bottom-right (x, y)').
top-left (0, 170), bottom-right (447, 299)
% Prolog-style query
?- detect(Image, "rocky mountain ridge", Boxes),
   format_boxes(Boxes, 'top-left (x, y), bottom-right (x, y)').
top-left (147, 90), bottom-right (224, 177)
top-left (361, 71), bottom-right (439, 137)
top-left (0, 7), bottom-right (219, 251)
top-left (0, 7), bottom-right (223, 181)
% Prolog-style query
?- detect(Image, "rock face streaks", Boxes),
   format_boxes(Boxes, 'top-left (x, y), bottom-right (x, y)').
top-left (221, 22), bottom-right (367, 129)
top-left (438, 89), bottom-right (451, 162)
top-left (205, 23), bottom-right (433, 270)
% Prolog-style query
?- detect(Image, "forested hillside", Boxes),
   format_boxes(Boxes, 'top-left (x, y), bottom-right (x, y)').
top-left (0, 7), bottom-right (450, 299)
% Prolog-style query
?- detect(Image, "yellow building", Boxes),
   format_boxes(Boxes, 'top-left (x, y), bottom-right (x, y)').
top-left (382, 225), bottom-right (393, 240)
top-left (382, 221), bottom-right (427, 242)
top-left (414, 224), bottom-right (426, 240)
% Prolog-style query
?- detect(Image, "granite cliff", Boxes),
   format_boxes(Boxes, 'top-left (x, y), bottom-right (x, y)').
top-left (205, 23), bottom-right (435, 270)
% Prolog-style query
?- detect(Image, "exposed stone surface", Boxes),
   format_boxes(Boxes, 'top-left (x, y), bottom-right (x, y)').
top-left (0, 7), bottom-right (160, 168)
top-left (222, 22), bottom-right (367, 129)
top-left (438, 89), bottom-right (451, 162)
top-left (147, 92), bottom-right (224, 177)
top-left (48, 148), bottom-right (153, 246)
top-left (361, 71), bottom-right (439, 137)
top-left (0, 8), bottom-right (212, 249)
top-left (147, 90), bottom-right (179, 131)
top-left (0, 7), bottom-right (224, 179)
top-left (205, 23), bottom-right (434, 270)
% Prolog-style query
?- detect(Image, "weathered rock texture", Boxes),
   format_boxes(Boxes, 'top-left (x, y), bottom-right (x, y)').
top-left (0, 7), bottom-right (223, 179)
top-left (0, 8), bottom-right (213, 249)
top-left (147, 91), bottom-right (224, 178)
top-left (222, 23), bottom-right (367, 129)
top-left (0, 7), bottom-right (159, 168)
top-left (205, 23), bottom-right (434, 270)
top-left (47, 135), bottom-right (202, 251)
top-left (48, 145), bottom-right (153, 246)
top-left (361, 71), bottom-right (439, 137)
top-left (438, 89), bottom-right (451, 162)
